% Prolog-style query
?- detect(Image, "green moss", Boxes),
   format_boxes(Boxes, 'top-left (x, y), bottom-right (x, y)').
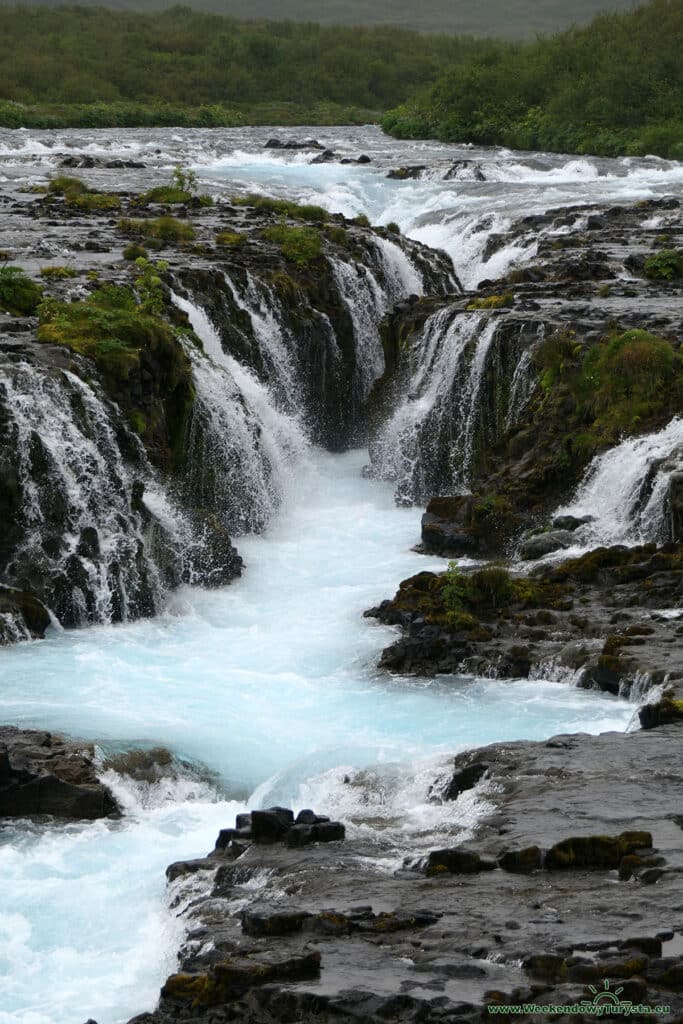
top-left (0, 265), bottom-right (43, 315)
top-left (69, 192), bottom-right (121, 211)
top-left (466, 293), bottom-right (514, 310)
top-left (215, 230), bottom-right (246, 247)
top-left (143, 185), bottom-right (193, 205)
top-left (118, 216), bottom-right (196, 244)
top-left (262, 224), bottom-right (322, 266)
top-left (39, 265), bottom-right (77, 279)
top-left (48, 175), bottom-right (88, 196)
top-left (123, 242), bottom-right (148, 261)
top-left (233, 194), bottom-right (329, 223)
top-left (324, 224), bottom-right (349, 246)
top-left (644, 248), bottom-right (683, 281)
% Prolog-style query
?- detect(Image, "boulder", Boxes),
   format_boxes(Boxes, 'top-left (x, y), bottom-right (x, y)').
top-left (545, 831), bottom-right (652, 869)
top-left (442, 760), bottom-right (489, 801)
top-left (386, 165), bottom-right (426, 180)
top-left (519, 529), bottom-right (576, 560)
top-left (551, 514), bottom-right (593, 532)
top-left (0, 726), bottom-right (119, 820)
top-left (421, 495), bottom-right (478, 555)
top-left (250, 806), bottom-right (294, 843)
top-left (425, 847), bottom-right (497, 875)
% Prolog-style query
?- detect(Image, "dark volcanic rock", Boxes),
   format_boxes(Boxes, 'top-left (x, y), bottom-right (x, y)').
top-left (0, 726), bottom-right (119, 819)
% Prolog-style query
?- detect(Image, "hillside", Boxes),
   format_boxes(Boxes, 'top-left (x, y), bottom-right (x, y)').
top-left (0, 0), bottom-right (642, 39)
top-left (383, 0), bottom-right (683, 157)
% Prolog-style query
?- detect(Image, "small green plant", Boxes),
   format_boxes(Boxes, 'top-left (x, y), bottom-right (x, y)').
top-left (48, 175), bottom-right (87, 196)
top-left (262, 224), bottom-right (321, 266)
top-left (131, 257), bottom-right (168, 314)
top-left (69, 192), bottom-right (121, 211)
top-left (232, 194), bottom-right (329, 223)
top-left (324, 225), bottom-right (348, 246)
top-left (171, 164), bottom-right (198, 194)
top-left (118, 216), bottom-right (196, 245)
top-left (386, 221), bottom-right (401, 234)
top-left (39, 265), bottom-right (77, 279)
top-left (467, 293), bottom-right (514, 310)
top-left (643, 249), bottom-right (683, 281)
top-left (215, 230), bottom-right (246, 247)
top-left (352, 213), bottom-right (371, 227)
top-left (442, 563), bottom-right (517, 613)
top-left (144, 185), bottom-right (192, 205)
top-left (123, 242), bottom-right (148, 261)
top-left (0, 265), bottom-right (43, 315)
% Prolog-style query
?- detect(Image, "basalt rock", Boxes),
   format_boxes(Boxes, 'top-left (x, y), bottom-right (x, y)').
top-left (0, 726), bottom-right (119, 820)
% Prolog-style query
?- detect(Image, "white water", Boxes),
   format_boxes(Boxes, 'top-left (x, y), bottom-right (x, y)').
top-left (557, 417), bottom-right (683, 547)
top-left (0, 124), bottom-right (675, 1023)
top-left (0, 451), bottom-right (634, 1024)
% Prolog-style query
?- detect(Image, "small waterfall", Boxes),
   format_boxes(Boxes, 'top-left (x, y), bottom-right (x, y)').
top-left (172, 292), bottom-right (309, 533)
top-left (557, 417), bottom-right (683, 545)
top-left (373, 236), bottom-right (425, 298)
top-left (371, 310), bottom-right (499, 502)
top-left (329, 257), bottom-right (387, 399)
top-left (0, 362), bottom-right (177, 626)
top-left (505, 325), bottom-right (542, 429)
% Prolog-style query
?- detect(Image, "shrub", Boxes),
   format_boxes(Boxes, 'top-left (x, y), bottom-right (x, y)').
top-left (48, 175), bottom-right (87, 196)
top-left (324, 225), bottom-right (348, 246)
top-left (262, 224), bottom-right (321, 266)
top-left (123, 242), bottom-right (148, 261)
top-left (442, 563), bottom-right (517, 613)
top-left (70, 192), bottom-right (121, 211)
top-left (643, 249), bottom-right (683, 281)
top-left (467, 293), bottom-right (514, 310)
top-left (352, 214), bottom-right (371, 227)
top-left (39, 265), bottom-right (77, 279)
top-left (215, 230), bottom-right (246, 247)
top-left (0, 265), bottom-right (43, 315)
top-left (142, 185), bottom-right (192, 205)
top-left (386, 221), bottom-right (401, 234)
top-left (118, 216), bottom-right (196, 244)
top-left (233, 194), bottom-right (329, 223)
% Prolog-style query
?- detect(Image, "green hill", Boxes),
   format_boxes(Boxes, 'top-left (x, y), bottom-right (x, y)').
top-left (0, 0), bottom-right (642, 39)
top-left (383, 0), bottom-right (683, 157)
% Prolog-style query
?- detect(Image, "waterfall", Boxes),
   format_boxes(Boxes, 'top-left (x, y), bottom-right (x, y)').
top-left (372, 236), bottom-right (425, 298)
top-left (370, 310), bottom-right (498, 502)
top-left (329, 257), bottom-right (387, 399)
top-left (172, 292), bottom-right (309, 533)
top-left (556, 417), bottom-right (683, 545)
top-left (0, 362), bottom-right (176, 626)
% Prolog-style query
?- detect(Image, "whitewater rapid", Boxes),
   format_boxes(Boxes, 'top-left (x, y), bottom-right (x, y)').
top-left (0, 451), bottom-right (634, 1024)
top-left (0, 123), bottom-right (677, 1024)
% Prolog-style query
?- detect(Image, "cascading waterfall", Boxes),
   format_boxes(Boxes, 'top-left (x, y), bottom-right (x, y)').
top-left (556, 417), bottom-right (683, 546)
top-left (329, 256), bottom-right (388, 398)
top-left (371, 310), bottom-right (499, 502)
top-left (0, 362), bottom-right (175, 625)
top-left (172, 292), bottom-right (309, 533)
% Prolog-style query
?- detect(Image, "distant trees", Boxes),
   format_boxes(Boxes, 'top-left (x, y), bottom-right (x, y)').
top-left (383, 0), bottom-right (683, 158)
top-left (0, 5), bottom-right (484, 126)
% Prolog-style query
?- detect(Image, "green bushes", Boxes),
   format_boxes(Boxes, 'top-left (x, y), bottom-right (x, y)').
top-left (0, 265), bottom-right (43, 315)
top-left (215, 231), bottom-right (247, 247)
top-left (47, 175), bottom-right (121, 211)
top-left (262, 224), bottom-right (322, 266)
top-left (36, 283), bottom-right (173, 367)
top-left (534, 327), bottom-right (682, 445)
top-left (467, 293), bottom-right (513, 310)
top-left (123, 242), bottom-right (148, 261)
top-left (234, 195), bottom-right (329, 223)
top-left (118, 216), bottom-right (196, 245)
top-left (39, 266), bottom-right (77, 280)
top-left (382, 0), bottom-right (683, 159)
top-left (644, 249), bottom-right (683, 281)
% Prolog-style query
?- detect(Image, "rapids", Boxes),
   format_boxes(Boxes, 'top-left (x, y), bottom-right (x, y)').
top-left (0, 124), bottom-right (678, 1024)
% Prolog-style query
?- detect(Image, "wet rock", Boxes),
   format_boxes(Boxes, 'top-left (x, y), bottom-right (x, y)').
top-left (498, 846), bottom-right (543, 873)
top-left (241, 908), bottom-right (310, 937)
top-left (309, 148), bottom-right (337, 164)
top-left (545, 831), bottom-right (653, 870)
top-left (161, 949), bottom-right (322, 1006)
top-left (552, 514), bottom-right (593, 531)
top-left (166, 857), bottom-right (217, 883)
top-left (0, 726), bottom-right (119, 820)
top-left (386, 165), bottom-right (427, 180)
top-left (265, 138), bottom-right (323, 150)
top-left (425, 847), bottom-right (497, 875)
top-left (442, 759), bottom-right (489, 800)
top-left (0, 584), bottom-right (51, 641)
top-left (667, 472), bottom-right (683, 543)
top-left (443, 160), bottom-right (486, 182)
top-left (519, 529), bottom-right (576, 560)
top-left (421, 495), bottom-right (479, 555)
top-left (251, 806), bottom-right (295, 843)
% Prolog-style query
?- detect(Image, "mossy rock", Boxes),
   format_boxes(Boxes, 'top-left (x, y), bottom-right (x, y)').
top-left (0, 266), bottom-right (43, 315)
top-left (546, 831), bottom-right (652, 870)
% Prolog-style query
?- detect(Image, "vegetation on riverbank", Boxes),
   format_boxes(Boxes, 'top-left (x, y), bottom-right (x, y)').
top-left (0, 6), bottom-right (478, 129)
top-left (382, 0), bottom-right (683, 158)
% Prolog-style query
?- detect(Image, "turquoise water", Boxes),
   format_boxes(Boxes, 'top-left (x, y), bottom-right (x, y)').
top-left (0, 450), bottom-right (635, 1024)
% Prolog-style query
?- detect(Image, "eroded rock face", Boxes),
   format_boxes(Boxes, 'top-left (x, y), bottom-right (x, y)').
top-left (0, 726), bottom-right (119, 820)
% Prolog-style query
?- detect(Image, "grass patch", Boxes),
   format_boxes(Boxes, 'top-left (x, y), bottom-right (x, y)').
top-left (235, 195), bottom-right (329, 223)
top-left (644, 249), bottom-right (683, 281)
top-left (39, 265), bottom-right (77, 280)
top-left (123, 242), bottom-right (148, 261)
top-left (262, 224), bottom-right (322, 266)
top-left (0, 265), bottom-right (43, 315)
top-left (118, 216), bottom-right (196, 245)
top-left (467, 293), bottom-right (514, 310)
top-left (215, 230), bottom-right (246, 247)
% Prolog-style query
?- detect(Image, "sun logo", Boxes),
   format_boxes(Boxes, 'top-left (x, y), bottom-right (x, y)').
top-left (581, 980), bottom-right (632, 1010)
